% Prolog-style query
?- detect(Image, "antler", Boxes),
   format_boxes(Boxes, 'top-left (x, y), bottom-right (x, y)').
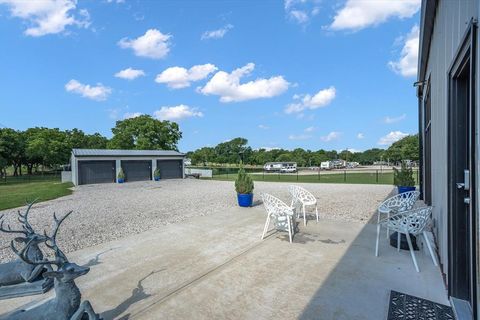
top-left (17, 200), bottom-right (36, 234)
top-left (43, 211), bottom-right (73, 264)
top-left (11, 238), bottom-right (58, 266)
top-left (0, 214), bottom-right (27, 236)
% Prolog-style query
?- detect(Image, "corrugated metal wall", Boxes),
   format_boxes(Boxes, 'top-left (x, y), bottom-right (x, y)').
top-left (422, 0), bottom-right (478, 274)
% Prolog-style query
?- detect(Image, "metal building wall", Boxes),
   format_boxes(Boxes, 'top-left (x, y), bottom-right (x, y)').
top-left (422, 0), bottom-right (478, 274)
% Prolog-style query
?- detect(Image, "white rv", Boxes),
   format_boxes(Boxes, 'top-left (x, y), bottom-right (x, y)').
top-left (320, 161), bottom-right (333, 170)
top-left (264, 162), bottom-right (297, 173)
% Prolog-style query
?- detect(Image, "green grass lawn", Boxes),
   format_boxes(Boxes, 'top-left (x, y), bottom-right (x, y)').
top-left (0, 179), bottom-right (74, 211)
top-left (210, 171), bottom-right (419, 185)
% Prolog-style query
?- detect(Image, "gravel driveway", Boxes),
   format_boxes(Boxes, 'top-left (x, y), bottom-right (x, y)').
top-left (0, 179), bottom-right (393, 262)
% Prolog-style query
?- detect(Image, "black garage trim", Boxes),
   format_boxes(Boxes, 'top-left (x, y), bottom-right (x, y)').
top-left (78, 160), bottom-right (116, 185)
top-left (157, 160), bottom-right (182, 179)
top-left (122, 160), bottom-right (152, 182)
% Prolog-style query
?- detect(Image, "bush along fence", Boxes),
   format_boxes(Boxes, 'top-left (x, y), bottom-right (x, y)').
top-left (188, 166), bottom-right (420, 185)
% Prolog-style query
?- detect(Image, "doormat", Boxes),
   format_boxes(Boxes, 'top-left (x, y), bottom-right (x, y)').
top-left (387, 291), bottom-right (454, 320)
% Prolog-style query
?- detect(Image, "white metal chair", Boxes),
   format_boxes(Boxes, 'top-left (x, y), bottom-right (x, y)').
top-left (376, 206), bottom-right (438, 272)
top-left (375, 191), bottom-right (420, 250)
top-left (288, 185), bottom-right (319, 226)
top-left (261, 193), bottom-right (296, 243)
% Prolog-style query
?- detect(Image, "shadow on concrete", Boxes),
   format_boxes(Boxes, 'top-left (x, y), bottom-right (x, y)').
top-left (251, 199), bottom-right (263, 207)
top-left (297, 190), bottom-right (446, 320)
top-left (83, 247), bottom-right (118, 268)
top-left (101, 269), bottom-right (166, 320)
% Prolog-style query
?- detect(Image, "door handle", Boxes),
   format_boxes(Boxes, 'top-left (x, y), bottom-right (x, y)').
top-left (464, 197), bottom-right (471, 205)
top-left (457, 183), bottom-right (465, 189)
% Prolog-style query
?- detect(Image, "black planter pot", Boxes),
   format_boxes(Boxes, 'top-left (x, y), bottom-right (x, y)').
top-left (389, 232), bottom-right (419, 251)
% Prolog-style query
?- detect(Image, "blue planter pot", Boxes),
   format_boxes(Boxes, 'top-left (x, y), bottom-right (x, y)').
top-left (237, 193), bottom-right (253, 207)
top-left (117, 178), bottom-right (125, 184)
top-left (154, 176), bottom-right (160, 181)
top-left (398, 186), bottom-right (416, 194)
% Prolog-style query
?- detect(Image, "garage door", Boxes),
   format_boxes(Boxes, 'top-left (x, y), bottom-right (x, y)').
top-left (157, 160), bottom-right (182, 179)
top-left (122, 160), bottom-right (151, 182)
top-left (78, 161), bottom-right (116, 185)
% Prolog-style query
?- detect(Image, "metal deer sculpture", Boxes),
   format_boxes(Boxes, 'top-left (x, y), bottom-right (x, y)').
top-left (5, 211), bottom-right (101, 320)
top-left (0, 202), bottom-right (50, 288)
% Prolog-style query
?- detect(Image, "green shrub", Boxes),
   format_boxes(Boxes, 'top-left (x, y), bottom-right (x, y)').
top-left (235, 164), bottom-right (254, 194)
top-left (117, 168), bottom-right (125, 179)
top-left (154, 168), bottom-right (161, 178)
top-left (393, 162), bottom-right (415, 187)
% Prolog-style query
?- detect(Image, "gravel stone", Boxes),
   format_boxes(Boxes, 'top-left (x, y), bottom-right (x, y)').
top-left (0, 179), bottom-right (393, 263)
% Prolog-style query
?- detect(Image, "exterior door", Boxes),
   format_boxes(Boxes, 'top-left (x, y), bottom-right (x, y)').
top-left (448, 22), bottom-right (477, 317)
top-left (122, 160), bottom-right (151, 182)
top-left (157, 160), bottom-right (182, 179)
top-left (78, 160), bottom-right (116, 185)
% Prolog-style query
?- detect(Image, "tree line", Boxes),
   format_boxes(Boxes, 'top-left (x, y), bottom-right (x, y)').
top-left (0, 115), bottom-right (181, 176)
top-left (186, 135), bottom-right (419, 167)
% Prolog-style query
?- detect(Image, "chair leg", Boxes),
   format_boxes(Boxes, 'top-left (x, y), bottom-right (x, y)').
top-left (397, 232), bottom-right (401, 252)
top-left (423, 231), bottom-right (438, 266)
top-left (406, 232), bottom-right (420, 272)
top-left (375, 223), bottom-right (381, 257)
top-left (302, 204), bottom-right (306, 226)
top-left (386, 211), bottom-right (390, 239)
top-left (287, 216), bottom-right (293, 243)
top-left (315, 203), bottom-right (319, 223)
top-left (261, 216), bottom-right (270, 240)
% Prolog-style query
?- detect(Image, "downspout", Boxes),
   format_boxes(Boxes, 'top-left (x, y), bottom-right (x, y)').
top-left (418, 88), bottom-right (424, 200)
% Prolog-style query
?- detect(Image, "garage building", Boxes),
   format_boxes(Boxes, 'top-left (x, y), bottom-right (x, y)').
top-left (71, 149), bottom-right (185, 185)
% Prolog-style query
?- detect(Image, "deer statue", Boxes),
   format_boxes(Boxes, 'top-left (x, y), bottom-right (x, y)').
top-left (4, 211), bottom-right (102, 320)
top-left (0, 202), bottom-right (50, 287)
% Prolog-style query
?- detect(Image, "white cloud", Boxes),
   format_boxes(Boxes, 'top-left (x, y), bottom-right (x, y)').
top-left (378, 131), bottom-right (409, 145)
top-left (258, 124), bottom-right (269, 130)
top-left (388, 25), bottom-right (419, 77)
top-left (320, 131), bottom-right (341, 142)
top-left (118, 29), bottom-right (171, 59)
top-left (357, 133), bottom-right (365, 139)
top-left (0, 0), bottom-right (90, 36)
top-left (155, 64), bottom-right (217, 89)
top-left (201, 24), bottom-right (233, 40)
top-left (304, 126), bottom-right (316, 133)
top-left (65, 79), bottom-right (111, 101)
top-left (123, 112), bottom-right (143, 119)
top-left (288, 134), bottom-right (312, 140)
top-left (330, 0), bottom-right (420, 31)
top-left (114, 68), bottom-right (145, 80)
top-left (285, 86), bottom-right (336, 114)
top-left (284, 0), bottom-right (320, 24)
top-left (346, 148), bottom-right (362, 153)
top-left (153, 104), bottom-right (203, 121)
top-left (199, 63), bottom-right (289, 103)
top-left (384, 113), bottom-right (407, 124)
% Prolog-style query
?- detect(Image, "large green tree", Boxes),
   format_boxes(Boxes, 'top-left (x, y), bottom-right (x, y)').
top-left (214, 138), bottom-right (250, 164)
top-left (24, 127), bottom-right (71, 172)
top-left (0, 128), bottom-right (25, 176)
top-left (385, 134), bottom-right (419, 162)
top-left (108, 115), bottom-right (182, 150)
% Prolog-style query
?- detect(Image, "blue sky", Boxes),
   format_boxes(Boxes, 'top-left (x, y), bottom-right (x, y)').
top-left (0, 0), bottom-right (421, 152)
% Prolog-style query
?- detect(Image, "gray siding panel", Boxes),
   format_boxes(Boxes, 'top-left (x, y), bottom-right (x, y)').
top-left (422, 0), bottom-right (478, 274)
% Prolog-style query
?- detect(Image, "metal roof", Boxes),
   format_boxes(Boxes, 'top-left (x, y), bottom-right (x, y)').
top-left (72, 149), bottom-right (185, 157)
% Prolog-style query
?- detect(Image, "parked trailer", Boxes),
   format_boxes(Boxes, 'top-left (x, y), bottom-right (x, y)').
top-left (320, 161), bottom-right (333, 170)
top-left (263, 162), bottom-right (297, 173)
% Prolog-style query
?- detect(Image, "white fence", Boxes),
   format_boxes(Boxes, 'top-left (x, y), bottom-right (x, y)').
top-left (61, 171), bottom-right (72, 183)
top-left (185, 168), bottom-right (212, 178)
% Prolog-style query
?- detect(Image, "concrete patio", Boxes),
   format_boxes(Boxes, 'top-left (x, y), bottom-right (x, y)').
top-left (0, 203), bottom-right (448, 319)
